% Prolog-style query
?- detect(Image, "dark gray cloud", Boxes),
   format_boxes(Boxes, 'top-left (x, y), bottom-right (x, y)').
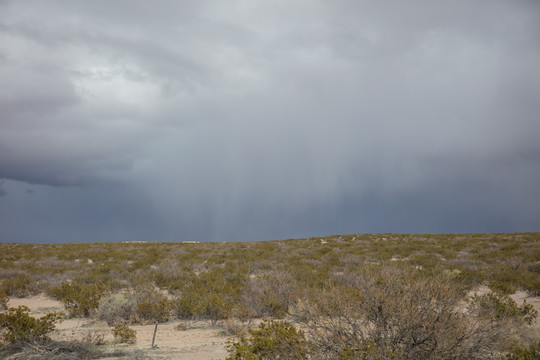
top-left (1, 0), bottom-right (539, 242)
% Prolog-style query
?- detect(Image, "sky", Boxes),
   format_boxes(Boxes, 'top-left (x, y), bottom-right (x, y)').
top-left (1, 0), bottom-right (539, 243)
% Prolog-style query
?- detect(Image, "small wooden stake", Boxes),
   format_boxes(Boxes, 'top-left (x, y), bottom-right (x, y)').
top-left (151, 321), bottom-right (158, 349)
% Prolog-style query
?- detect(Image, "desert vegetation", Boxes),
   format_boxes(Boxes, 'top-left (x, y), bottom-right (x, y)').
top-left (0, 233), bottom-right (539, 359)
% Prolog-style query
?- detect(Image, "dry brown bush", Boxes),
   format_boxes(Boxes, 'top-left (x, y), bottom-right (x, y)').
top-left (80, 330), bottom-right (107, 346)
top-left (294, 265), bottom-right (535, 360)
top-left (240, 270), bottom-right (297, 318)
top-left (96, 288), bottom-right (171, 325)
top-left (223, 319), bottom-right (247, 336)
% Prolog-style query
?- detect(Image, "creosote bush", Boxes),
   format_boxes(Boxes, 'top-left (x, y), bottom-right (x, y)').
top-left (469, 292), bottom-right (538, 325)
top-left (175, 268), bottom-right (245, 324)
top-left (112, 324), bottom-right (136, 344)
top-left (48, 282), bottom-right (105, 317)
top-left (503, 342), bottom-right (540, 360)
top-left (0, 305), bottom-right (63, 344)
top-left (1, 274), bottom-right (36, 298)
top-left (226, 319), bottom-right (309, 360)
top-left (0, 289), bottom-right (8, 310)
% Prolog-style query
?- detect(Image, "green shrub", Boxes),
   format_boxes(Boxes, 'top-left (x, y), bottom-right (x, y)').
top-left (48, 282), bottom-right (105, 317)
top-left (489, 280), bottom-right (518, 295)
top-left (0, 306), bottom-right (63, 344)
top-left (504, 343), bottom-right (540, 360)
top-left (0, 289), bottom-right (8, 310)
top-left (520, 271), bottom-right (540, 297)
top-left (1, 274), bottom-right (35, 297)
top-left (469, 292), bottom-right (538, 325)
top-left (225, 319), bottom-right (309, 360)
top-left (112, 324), bottom-right (136, 344)
top-left (136, 298), bottom-right (170, 323)
top-left (174, 268), bottom-right (245, 323)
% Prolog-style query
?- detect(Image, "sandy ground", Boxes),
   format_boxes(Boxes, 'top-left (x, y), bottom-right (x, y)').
top-left (467, 285), bottom-right (540, 316)
top-left (5, 290), bottom-right (540, 359)
top-left (7, 294), bottom-right (230, 360)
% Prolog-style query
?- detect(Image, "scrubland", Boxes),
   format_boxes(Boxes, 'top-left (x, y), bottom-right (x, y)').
top-left (0, 232), bottom-right (539, 359)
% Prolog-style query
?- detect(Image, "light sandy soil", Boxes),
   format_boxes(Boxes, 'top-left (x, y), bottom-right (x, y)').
top-left (6, 294), bottom-right (230, 359)
top-left (5, 290), bottom-right (540, 359)
top-left (511, 290), bottom-right (540, 315)
top-left (468, 286), bottom-right (540, 317)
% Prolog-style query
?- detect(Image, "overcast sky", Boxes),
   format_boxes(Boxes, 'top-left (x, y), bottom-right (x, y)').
top-left (1, 0), bottom-right (539, 243)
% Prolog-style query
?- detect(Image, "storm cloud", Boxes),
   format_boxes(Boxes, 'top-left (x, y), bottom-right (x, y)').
top-left (1, 0), bottom-right (539, 242)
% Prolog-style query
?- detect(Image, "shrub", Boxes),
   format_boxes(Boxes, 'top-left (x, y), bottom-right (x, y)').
top-left (80, 329), bottom-right (107, 346)
top-left (1, 274), bottom-right (35, 298)
top-left (521, 274), bottom-right (540, 297)
top-left (112, 324), bottom-right (136, 344)
top-left (174, 269), bottom-right (245, 323)
top-left (231, 304), bottom-right (256, 324)
top-left (97, 289), bottom-right (171, 325)
top-left (469, 292), bottom-right (538, 325)
top-left (295, 265), bottom-right (521, 360)
top-left (48, 282), bottom-right (105, 317)
top-left (174, 323), bottom-right (188, 331)
top-left (225, 319), bottom-right (309, 360)
top-left (0, 306), bottom-right (63, 344)
top-left (489, 280), bottom-right (517, 295)
top-left (504, 342), bottom-right (540, 360)
top-left (96, 293), bottom-right (133, 325)
top-left (240, 271), bottom-right (297, 318)
top-left (136, 298), bottom-right (170, 323)
top-left (222, 319), bottom-right (246, 336)
top-left (0, 289), bottom-right (8, 310)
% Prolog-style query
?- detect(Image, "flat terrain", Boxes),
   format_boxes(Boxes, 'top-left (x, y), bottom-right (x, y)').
top-left (7, 289), bottom-right (540, 360)
top-left (9, 295), bottom-right (230, 360)
top-left (1, 233), bottom-right (539, 359)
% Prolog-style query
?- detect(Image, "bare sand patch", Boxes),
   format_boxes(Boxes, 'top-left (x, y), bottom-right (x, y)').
top-left (5, 295), bottom-right (229, 359)
top-left (8, 293), bottom-right (63, 314)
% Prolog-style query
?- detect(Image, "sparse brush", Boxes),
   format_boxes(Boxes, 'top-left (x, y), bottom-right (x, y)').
top-left (222, 319), bottom-right (246, 336)
top-left (1, 274), bottom-right (36, 298)
top-left (0, 233), bottom-right (539, 357)
top-left (80, 329), bottom-right (107, 346)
